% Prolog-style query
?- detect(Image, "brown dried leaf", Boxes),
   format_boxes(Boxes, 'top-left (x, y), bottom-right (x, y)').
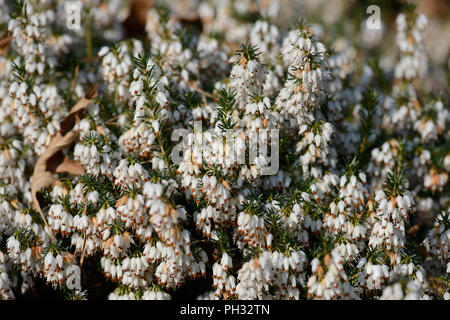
top-left (31, 84), bottom-right (97, 234)
top-left (60, 82), bottom-right (98, 135)
top-left (0, 36), bottom-right (12, 56)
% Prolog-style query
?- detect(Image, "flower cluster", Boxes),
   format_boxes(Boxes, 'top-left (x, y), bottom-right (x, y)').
top-left (0, 0), bottom-right (448, 301)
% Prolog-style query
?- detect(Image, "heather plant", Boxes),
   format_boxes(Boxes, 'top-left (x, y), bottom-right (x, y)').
top-left (0, 0), bottom-right (448, 300)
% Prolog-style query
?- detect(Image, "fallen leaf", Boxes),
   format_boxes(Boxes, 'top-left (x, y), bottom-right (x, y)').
top-left (0, 36), bottom-right (12, 56)
top-left (31, 83), bottom-right (98, 236)
top-left (60, 83), bottom-right (98, 135)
